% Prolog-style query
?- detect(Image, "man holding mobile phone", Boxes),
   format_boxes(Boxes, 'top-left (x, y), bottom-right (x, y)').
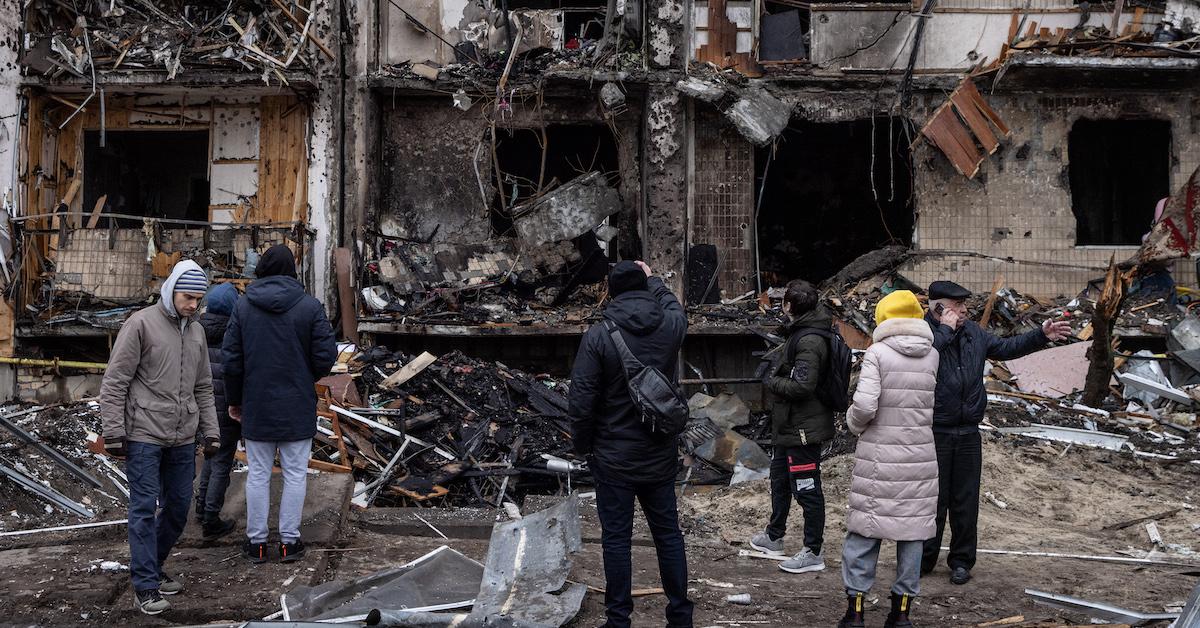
top-left (922, 280), bottom-right (1070, 586)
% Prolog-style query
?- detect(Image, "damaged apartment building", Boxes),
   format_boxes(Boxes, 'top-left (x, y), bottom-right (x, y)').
top-left (1, 0), bottom-right (1199, 399)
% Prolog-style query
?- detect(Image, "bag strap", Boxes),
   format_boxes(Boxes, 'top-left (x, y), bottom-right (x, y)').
top-left (604, 320), bottom-right (645, 381)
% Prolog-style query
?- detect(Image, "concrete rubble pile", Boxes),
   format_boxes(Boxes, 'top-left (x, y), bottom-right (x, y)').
top-left (21, 0), bottom-right (328, 82)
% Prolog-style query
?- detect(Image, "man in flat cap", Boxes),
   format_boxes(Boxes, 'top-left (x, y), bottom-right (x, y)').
top-left (921, 280), bottom-right (1070, 585)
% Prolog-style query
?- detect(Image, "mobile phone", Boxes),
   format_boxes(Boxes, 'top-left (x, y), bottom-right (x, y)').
top-left (934, 303), bottom-right (945, 316)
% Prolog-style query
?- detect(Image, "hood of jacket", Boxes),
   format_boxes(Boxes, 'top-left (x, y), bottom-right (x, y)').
top-left (779, 304), bottom-right (834, 336)
top-left (160, 259), bottom-right (206, 319)
top-left (602, 290), bottom-right (664, 336)
top-left (246, 275), bottom-right (307, 313)
top-left (873, 317), bottom-right (934, 357)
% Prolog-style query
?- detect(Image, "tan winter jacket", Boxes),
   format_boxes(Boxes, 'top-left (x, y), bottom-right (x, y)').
top-left (100, 264), bottom-right (218, 447)
top-left (846, 317), bottom-right (940, 541)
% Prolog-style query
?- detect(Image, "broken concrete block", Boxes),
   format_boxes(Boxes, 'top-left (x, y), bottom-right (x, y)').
top-left (726, 86), bottom-right (791, 146)
top-left (410, 63), bottom-right (441, 81)
top-left (600, 82), bottom-right (626, 109)
top-left (594, 224), bottom-right (618, 243)
top-left (688, 392), bottom-right (751, 431)
top-left (512, 172), bottom-right (622, 247)
top-left (693, 428), bottom-right (771, 475)
top-left (675, 77), bottom-right (728, 103)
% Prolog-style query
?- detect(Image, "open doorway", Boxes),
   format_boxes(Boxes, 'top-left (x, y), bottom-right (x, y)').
top-left (83, 130), bottom-right (210, 223)
top-left (1068, 119), bottom-right (1170, 246)
top-left (756, 118), bottom-right (913, 284)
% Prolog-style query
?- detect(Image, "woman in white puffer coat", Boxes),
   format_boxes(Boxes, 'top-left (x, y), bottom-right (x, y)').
top-left (837, 289), bottom-right (940, 628)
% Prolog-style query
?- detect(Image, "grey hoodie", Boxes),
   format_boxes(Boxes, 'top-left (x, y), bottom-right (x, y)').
top-left (99, 262), bottom-right (218, 446)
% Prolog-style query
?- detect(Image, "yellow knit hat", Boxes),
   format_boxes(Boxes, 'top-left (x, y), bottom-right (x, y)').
top-left (875, 290), bottom-right (925, 326)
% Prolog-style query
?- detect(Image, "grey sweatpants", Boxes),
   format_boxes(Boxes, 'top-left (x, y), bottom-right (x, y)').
top-left (244, 438), bottom-right (312, 544)
top-left (841, 531), bottom-right (923, 596)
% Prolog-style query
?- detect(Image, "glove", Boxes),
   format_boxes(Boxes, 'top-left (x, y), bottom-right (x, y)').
top-left (202, 438), bottom-right (220, 458)
top-left (104, 436), bottom-right (127, 458)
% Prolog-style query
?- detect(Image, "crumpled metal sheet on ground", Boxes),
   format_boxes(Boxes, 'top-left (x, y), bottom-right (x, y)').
top-left (285, 496), bottom-right (586, 628)
top-left (284, 546), bottom-right (483, 620)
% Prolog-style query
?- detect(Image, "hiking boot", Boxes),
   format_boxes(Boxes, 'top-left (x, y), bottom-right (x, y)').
top-left (158, 573), bottom-right (184, 596)
top-left (950, 566), bottom-right (971, 585)
top-left (780, 547), bottom-right (825, 574)
top-left (243, 538), bottom-right (269, 564)
top-left (280, 539), bottom-right (306, 563)
top-left (748, 531), bottom-right (785, 556)
top-left (838, 592), bottom-right (866, 628)
top-left (134, 589), bottom-right (170, 615)
top-left (202, 518), bottom-right (236, 542)
top-left (884, 593), bottom-right (915, 628)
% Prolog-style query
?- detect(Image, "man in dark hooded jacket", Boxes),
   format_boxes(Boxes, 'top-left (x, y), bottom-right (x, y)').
top-left (569, 260), bottom-right (692, 628)
top-left (224, 245), bottom-right (337, 564)
top-left (195, 282), bottom-right (240, 540)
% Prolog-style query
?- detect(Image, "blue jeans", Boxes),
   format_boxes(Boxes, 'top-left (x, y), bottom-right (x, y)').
top-left (125, 441), bottom-right (195, 592)
top-left (594, 466), bottom-right (694, 628)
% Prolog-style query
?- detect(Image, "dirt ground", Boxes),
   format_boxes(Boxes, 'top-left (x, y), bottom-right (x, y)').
top-left (1, 429), bottom-right (1198, 627)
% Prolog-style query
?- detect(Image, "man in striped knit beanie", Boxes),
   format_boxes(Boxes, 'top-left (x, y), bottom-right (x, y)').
top-left (99, 259), bottom-right (220, 615)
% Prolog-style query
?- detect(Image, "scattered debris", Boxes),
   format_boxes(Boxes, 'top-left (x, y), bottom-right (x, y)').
top-left (1025, 588), bottom-right (1180, 624)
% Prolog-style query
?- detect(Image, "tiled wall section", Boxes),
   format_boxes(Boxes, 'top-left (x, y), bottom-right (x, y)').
top-left (904, 92), bottom-right (1200, 298)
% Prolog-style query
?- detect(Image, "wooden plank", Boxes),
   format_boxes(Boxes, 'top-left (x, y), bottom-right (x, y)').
top-left (86, 194), bottom-right (107, 228)
top-left (334, 247), bottom-right (359, 344)
top-left (951, 90), bottom-right (1000, 154)
top-left (960, 79), bottom-right (1011, 137)
top-left (1007, 9), bottom-right (1019, 43)
top-left (922, 107), bottom-right (977, 178)
top-left (941, 108), bottom-right (984, 178)
top-left (258, 96), bottom-right (308, 223)
top-left (979, 274), bottom-right (1005, 328)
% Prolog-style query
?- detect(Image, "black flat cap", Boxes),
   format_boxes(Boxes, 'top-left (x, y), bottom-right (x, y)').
top-left (929, 280), bottom-right (971, 301)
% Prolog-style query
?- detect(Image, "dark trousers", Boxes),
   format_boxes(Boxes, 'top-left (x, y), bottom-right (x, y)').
top-left (196, 415), bottom-right (241, 523)
top-left (922, 429), bottom-right (982, 572)
top-left (594, 476), bottom-right (694, 628)
top-left (126, 441), bottom-right (195, 592)
top-left (766, 443), bottom-right (825, 555)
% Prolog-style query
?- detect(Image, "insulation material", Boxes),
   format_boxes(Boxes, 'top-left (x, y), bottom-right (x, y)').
top-left (1138, 164), bottom-right (1200, 264)
top-left (210, 162), bottom-right (260, 205)
top-left (54, 230), bottom-right (148, 301)
top-left (919, 78), bottom-right (1010, 179)
top-left (213, 106), bottom-right (261, 160)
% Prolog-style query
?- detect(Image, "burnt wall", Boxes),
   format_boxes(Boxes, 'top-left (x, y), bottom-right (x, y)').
top-left (903, 91), bottom-right (1200, 297)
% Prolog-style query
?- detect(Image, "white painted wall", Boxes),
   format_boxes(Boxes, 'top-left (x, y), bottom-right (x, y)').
top-left (0, 0), bottom-right (21, 269)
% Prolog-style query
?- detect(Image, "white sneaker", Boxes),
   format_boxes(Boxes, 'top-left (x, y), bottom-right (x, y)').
top-left (780, 547), bottom-right (825, 574)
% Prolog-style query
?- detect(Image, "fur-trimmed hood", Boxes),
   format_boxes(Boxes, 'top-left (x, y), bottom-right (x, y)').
top-left (872, 317), bottom-right (934, 358)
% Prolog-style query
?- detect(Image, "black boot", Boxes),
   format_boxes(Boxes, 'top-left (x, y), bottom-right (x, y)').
top-left (884, 592), bottom-right (914, 628)
top-left (838, 592), bottom-right (865, 628)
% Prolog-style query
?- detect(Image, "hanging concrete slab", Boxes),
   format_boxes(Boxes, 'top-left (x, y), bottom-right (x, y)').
top-left (512, 172), bottom-right (622, 248)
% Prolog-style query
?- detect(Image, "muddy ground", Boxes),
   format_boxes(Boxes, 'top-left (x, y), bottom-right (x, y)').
top-left (1, 429), bottom-right (1198, 627)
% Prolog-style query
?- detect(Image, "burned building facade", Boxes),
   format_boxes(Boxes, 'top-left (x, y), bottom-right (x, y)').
top-left (0, 0), bottom-right (1197, 397)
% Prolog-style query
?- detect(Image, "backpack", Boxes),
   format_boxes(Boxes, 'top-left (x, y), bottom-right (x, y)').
top-left (603, 320), bottom-right (690, 437)
top-left (792, 326), bottom-right (853, 412)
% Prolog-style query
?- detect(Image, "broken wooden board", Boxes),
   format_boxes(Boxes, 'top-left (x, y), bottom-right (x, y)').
top-left (382, 351), bottom-right (438, 390)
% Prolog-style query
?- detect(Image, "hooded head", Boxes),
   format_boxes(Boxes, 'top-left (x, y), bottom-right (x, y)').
top-left (161, 260), bottom-right (209, 319)
top-left (206, 282), bottom-right (239, 317)
top-left (256, 244), bottom-right (297, 279)
top-left (607, 261), bottom-right (648, 297)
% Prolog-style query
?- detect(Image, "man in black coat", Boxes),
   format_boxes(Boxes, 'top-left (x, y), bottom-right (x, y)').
top-left (224, 245), bottom-right (337, 563)
top-left (921, 280), bottom-right (1071, 585)
top-left (569, 260), bottom-right (693, 628)
top-left (195, 282), bottom-right (240, 540)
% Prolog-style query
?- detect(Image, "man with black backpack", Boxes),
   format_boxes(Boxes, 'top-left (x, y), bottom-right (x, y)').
top-left (568, 260), bottom-right (693, 628)
top-left (750, 279), bottom-right (851, 575)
